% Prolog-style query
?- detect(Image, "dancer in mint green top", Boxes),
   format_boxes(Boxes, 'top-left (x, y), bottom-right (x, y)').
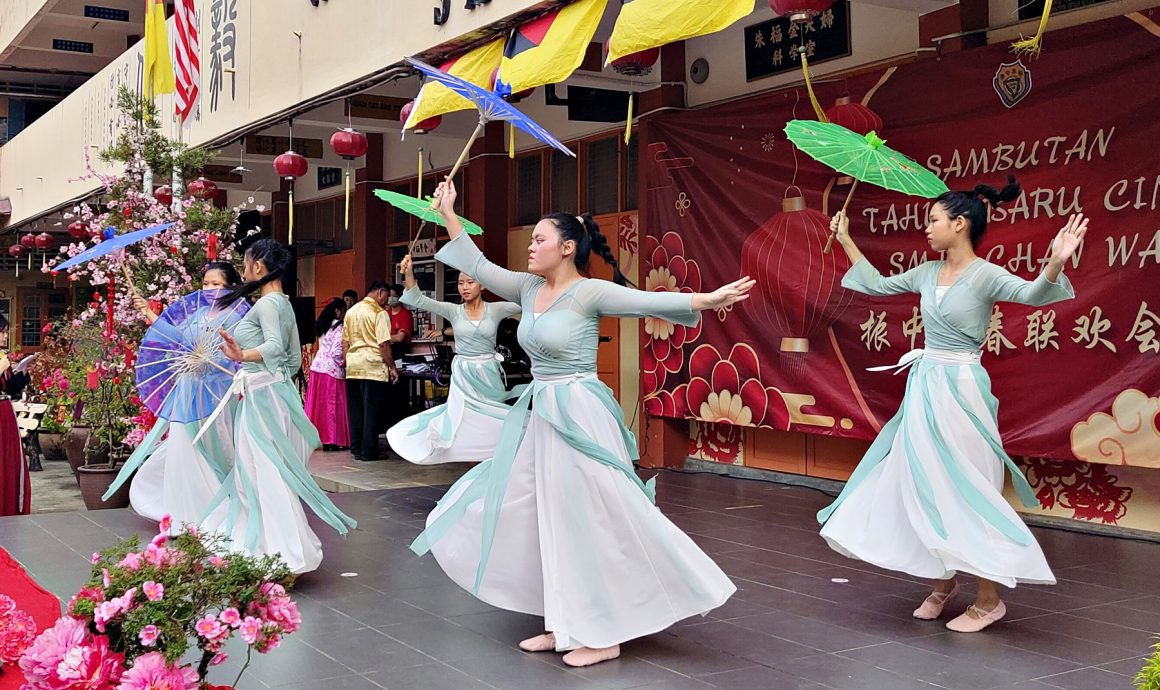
top-left (818, 178), bottom-right (1087, 633)
top-left (202, 239), bottom-right (356, 574)
top-left (386, 255), bottom-right (520, 465)
top-left (411, 180), bottom-right (752, 668)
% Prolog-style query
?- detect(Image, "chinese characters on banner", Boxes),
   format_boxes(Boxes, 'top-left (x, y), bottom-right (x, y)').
top-left (208, 0), bottom-right (238, 112)
top-left (743, 1), bottom-right (851, 81)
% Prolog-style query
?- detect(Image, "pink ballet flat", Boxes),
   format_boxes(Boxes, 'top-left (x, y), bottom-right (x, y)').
top-left (518, 633), bottom-right (556, 652)
top-left (562, 645), bottom-right (620, 667)
top-left (946, 601), bottom-right (1006, 633)
top-left (913, 582), bottom-right (959, 620)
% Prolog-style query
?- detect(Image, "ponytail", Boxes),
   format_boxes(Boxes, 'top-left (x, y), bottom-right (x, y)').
top-left (216, 239), bottom-right (292, 308)
top-left (935, 175), bottom-right (1021, 247)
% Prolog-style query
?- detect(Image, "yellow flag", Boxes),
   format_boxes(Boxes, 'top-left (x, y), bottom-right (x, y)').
top-left (405, 39), bottom-right (505, 129)
top-left (606, 0), bottom-right (751, 64)
top-left (494, 0), bottom-right (607, 96)
top-left (144, 0), bottom-right (176, 99)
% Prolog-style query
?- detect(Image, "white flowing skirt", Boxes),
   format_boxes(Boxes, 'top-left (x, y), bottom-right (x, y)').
top-left (820, 350), bottom-right (1055, 587)
top-left (200, 372), bottom-right (353, 575)
top-left (426, 375), bottom-right (736, 650)
top-left (386, 354), bottom-right (510, 465)
top-left (129, 422), bottom-right (231, 532)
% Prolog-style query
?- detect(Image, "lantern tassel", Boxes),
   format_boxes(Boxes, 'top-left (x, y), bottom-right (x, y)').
top-left (344, 169), bottom-right (351, 231)
top-left (1011, 0), bottom-right (1052, 56)
top-left (288, 188), bottom-right (295, 245)
top-left (15, 256), bottom-right (19, 279)
top-left (800, 49), bottom-right (828, 122)
top-left (508, 122), bottom-right (516, 159)
top-left (27, 252), bottom-right (31, 270)
top-left (624, 92), bottom-right (635, 144)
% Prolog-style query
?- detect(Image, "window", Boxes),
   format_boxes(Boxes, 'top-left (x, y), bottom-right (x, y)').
top-left (514, 155), bottom-right (542, 226)
top-left (585, 137), bottom-right (619, 216)
top-left (550, 149), bottom-right (578, 214)
top-left (20, 293), bottom-right (42, 348)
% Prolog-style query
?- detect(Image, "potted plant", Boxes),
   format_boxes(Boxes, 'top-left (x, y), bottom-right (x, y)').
top-left (1138, 639), bottom-right (1160, 689)
top-left (17, 518), bottom-right (300, 689)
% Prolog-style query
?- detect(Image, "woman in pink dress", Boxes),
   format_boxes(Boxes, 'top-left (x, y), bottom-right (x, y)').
top-left (304, 298), bottom-right (350, 449)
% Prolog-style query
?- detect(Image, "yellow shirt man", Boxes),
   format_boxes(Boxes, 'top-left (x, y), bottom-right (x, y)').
top-left (343, 296), bottom-right (396, 382)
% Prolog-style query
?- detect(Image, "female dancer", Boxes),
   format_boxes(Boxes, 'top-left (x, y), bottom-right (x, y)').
top-left (304, 297), bottom-right (350, 450)
top-left (412, 180), bottom-right (747, 667)
top-left (204, 239), bottom-right (356, 574)
top-left (818, 179), bottom-right (1086, 633)
top-left (108, 262), bottom-right (242, 527)
top-left (385, 255), bottom-right (519, 465)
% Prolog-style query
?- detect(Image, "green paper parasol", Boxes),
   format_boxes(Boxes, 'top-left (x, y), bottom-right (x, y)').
top-left (373, 188), bottom-right (483, 237)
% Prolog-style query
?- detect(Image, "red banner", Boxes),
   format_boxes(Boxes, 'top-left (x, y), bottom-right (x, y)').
top-left (641, 9), bottom-right (1160, 467)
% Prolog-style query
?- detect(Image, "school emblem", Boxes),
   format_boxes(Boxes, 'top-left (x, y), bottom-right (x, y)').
top-left (993, 59), bottom-right (1032, 108)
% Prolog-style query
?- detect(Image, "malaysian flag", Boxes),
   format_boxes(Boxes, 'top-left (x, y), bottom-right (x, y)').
top-left (174, 0), bottom-right (200, 124)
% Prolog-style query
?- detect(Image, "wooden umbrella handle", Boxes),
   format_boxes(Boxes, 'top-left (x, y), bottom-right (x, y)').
top-left (824, 179), bottom-right (860, 254)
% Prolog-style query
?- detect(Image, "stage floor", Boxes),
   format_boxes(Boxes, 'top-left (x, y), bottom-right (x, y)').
top-left (2, 470), bottom-right (1157, 689)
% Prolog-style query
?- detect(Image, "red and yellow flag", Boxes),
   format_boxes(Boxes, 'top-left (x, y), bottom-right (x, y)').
top-left (606, 0), bottom-right (752, 65)
top-left (494, 0), bottom-right (608, 97)
top-left (405, 39), bottom-right (505, 130)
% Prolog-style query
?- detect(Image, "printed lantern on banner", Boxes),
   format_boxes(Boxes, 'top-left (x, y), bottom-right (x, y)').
top-left (153, 184), bottom-right (174, 207)
top-left (400, 100), bottom-right (442, 134)
top-left (67, 221), bottom-right (89, 239)
top-left (825, 96), bottom-right (884, 185)
top-left (274, 150), bottom-right (309, 244)
top-left (187, 177), bottom-right (218, 200)
top-left (330, 128), bottom-right (369, 232)
top-left (768, 0), bottom-right (834, 24)
top-left (739, 189), bottom-right (854, 354)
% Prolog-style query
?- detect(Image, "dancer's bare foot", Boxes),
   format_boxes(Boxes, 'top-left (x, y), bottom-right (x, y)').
top-left (518, 632), bottom-right (556, 652)
top-left (562, 645), bottom-right (620, 667)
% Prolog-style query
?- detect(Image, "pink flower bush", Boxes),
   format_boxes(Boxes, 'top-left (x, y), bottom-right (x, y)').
top-left (20, 518), bottom-right (299, 689)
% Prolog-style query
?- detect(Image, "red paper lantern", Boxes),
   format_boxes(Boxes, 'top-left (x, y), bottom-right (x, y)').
top-left (488, 68), bottom-right (535, 103)
top-left (34, 232), bottom-right (53, 250)
top-left (825, 95), bottom-right (883, 136)
top-left (273, 151), bottom-right (308, 179)
top-left (330, 129), bottom-right (369, 160)
top-left (740, 191), bottom-right (854, 353)
top-left (19, 233), bottom-right (36, 249)
top-left (769, 0), bottom-right (834, 24)
top-left (67, 221), bottom-right (89, 239)
top-left (153, 185), bottom-right (174, 207)
top-left (187, 177), bottom-right (219, 200)
top-left (604, 43), bottom-right (660, 77)
top-left (399, 100), bottom-right (442, 134)
top-left (7, 245), bottom-right (22, 258)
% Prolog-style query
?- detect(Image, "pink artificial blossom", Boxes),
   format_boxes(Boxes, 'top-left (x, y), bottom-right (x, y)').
top-left (117, 552), bottom-right (143, 571)
top-left (138, 625), bottom-right (160, 647)
top-left (159, 514), bottom-right (172, 533)
top-left (114, 651), bottom-right (197, 690)
top-left (238, 616), bottom-right (262, 645)
top-left (219, 608), bottom-right (241, 628)
top-left (143, 581), bottom-right (164, 602)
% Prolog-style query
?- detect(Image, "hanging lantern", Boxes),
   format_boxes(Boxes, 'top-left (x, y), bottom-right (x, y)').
top-left (605, 44), bottom-right (660, 77)
top-left (19, 233), bottom-right (36, 249)
top-left (67, 221), bottom-right (89, 239)
top-left (207, 234), bottom-right (219, 261)
top-left (7, 245), bottom-right (22, 259)
top-left (768, 0), bottom-right (834, 24)
top-left (330, 128), bottom-right (369, 232)
top-left (86, 367), bottom-right (99, 391)
top-left (187, 177), bottom-right (219, 200)
top-left (826, 96), bottom-right (883, 185)
top-left (153, 185), bottom-right (174, 207)
top-left (825, 96), bottom-right (883, 136)
top-left (274, 150), bottom-right (308, 245)
top-left (739, 189), bottom-right (854, 354)
top-left (34, 232), bottom-right (53, 250)
top-left (400, 100), bottom-right (442, 135)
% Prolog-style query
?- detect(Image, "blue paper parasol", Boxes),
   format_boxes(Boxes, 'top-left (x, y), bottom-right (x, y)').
top-left (135, 289), bottom-right (249, 424)
top-left (405, 57), bottom-right (574, 159)
top-left (53, 222), bottom-right (175, 271)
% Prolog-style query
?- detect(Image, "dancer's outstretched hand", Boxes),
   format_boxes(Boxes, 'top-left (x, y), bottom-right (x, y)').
top-left (1050, 213), bottom-right (1088, 265)
top-left (219, 329), bottom-right (243, 362)
top-left (694, 277), bottom-right (756, 311)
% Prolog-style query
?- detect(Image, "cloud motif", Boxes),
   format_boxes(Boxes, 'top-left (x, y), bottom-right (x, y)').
top-left (1070, 389), bottom-right (1160, 468)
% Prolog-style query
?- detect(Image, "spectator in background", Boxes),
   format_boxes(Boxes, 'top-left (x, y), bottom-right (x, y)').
top-left (342, 289), bottom-right (359, 310)
top-left (343, 282), bottom-right (399, 461)
top-left (304, 298), bottom-right (350, 451)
